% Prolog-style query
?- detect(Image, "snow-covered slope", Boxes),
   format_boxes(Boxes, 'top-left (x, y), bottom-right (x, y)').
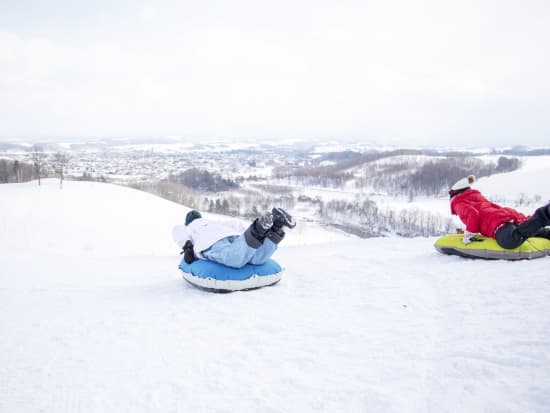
top-left (476, 156), bottom-right (550, 205)
top-left (1, 180), bottom-right (549, 413)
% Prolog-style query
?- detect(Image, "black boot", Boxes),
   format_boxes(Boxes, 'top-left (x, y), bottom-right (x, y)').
top-left (266, 228), bottom-right (285, 244)
top-left (536, 203), bottom-right (550, 224)
top-left (244, 212), bottom-right (273, 248)
top-left (516, 204), bottom-right (550, 239)
top-left (533, 227), bottom-right (550, 240)
top-left (272, 207), bottom-right (296, 230)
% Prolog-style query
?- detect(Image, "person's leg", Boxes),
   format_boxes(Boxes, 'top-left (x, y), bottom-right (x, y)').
top-left (202, 236), bottom-right (258, 268)
top-left (202, 213), bottom-right (274, 268)
top-left (533, 227), bottom-right (550, 240)
top-left (246, 207), bottom-right (295, 264)
top-left (243, 212), bottom-right (273, 246)
top-left (495, 223), bottom-right (525, 249)
top-left (272, 207), bottom-right (296, 229)
top-left (496, 203), bottom-right (550, 248)
top-left (249, 230), bottom-right (284, 264)
top-left (515, 203), bottom-right (550, 239)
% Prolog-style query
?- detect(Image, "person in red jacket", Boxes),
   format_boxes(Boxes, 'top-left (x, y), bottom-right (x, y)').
top-left (449, 175), bottom-right (550, 248)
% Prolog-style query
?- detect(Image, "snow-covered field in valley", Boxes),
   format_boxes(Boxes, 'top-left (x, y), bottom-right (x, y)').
top-left (1, 179), bottom-right (550, 413)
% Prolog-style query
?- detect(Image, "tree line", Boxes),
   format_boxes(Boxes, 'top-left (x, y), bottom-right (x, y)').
top-left (0, 159), bottom-right (34, 183)
top-left (167, 168), bottom-right (238, 192)
top-left (319, 198), bottom-right (454, 237)
top-left (358, 156), bottom-right (521, 198)
top-left (274, 150), bottom-right (521, 197)
top-left (0, 145), bottom-right (69, 188)
top-left (129, 179), bottom-right (295, 219)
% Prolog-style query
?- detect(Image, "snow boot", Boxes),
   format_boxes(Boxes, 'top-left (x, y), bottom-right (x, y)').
top-left (533, 227), bottom-right (550, 240)
top-left (256, 211), bottom-right (274, 232)
top-left (538, 203), bottom-right (550, 224)
top-left (516, 203), bottom-right (550, 240)
top-left (244, 212), bottom-right (273, 248)
top-left (266, 227), bottom-right (285, 244)
top-left (272, 207), bottom-right (296, 230)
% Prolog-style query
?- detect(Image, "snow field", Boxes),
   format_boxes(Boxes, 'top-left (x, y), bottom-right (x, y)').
top-left (1, 179), bottom-right (549, 413)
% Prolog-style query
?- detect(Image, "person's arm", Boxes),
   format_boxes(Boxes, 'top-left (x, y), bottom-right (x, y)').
top-left (172, 225), bottom-right (191, 248)
top-left (454, 203), bottom-right (480, 234)
top-left (453, 202), bottom-right (482, 244)
top-left (172, 225), bottom-right (197, 263)
top-left (182, 240), bottom-right (197, 263)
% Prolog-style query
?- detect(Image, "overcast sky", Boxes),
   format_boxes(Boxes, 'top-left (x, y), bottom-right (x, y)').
top-left (1, 0), bottom-right (549, 146)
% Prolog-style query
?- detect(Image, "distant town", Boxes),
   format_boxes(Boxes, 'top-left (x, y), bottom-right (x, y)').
top-left (0, 138), bottom-right (321, 183)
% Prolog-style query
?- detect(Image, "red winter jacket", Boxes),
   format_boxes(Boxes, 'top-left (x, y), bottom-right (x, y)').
top-left (450, 189), bottom-right (529, 237)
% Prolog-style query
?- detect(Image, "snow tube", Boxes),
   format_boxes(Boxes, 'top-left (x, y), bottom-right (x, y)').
top-left (178, 258), bottom-right (283, 292)
top-left (434, 233), bottom-right (550, 260)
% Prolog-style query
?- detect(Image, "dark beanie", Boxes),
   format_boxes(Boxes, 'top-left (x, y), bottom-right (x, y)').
top-left (185, 210), bottom-right (202, 226)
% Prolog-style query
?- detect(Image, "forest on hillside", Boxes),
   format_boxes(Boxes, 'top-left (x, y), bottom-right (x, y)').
top-left (273, 150), bottom-right (521, 197)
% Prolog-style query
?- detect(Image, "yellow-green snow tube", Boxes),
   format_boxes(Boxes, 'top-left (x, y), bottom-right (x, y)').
top-left (434, 233), bottom-right (550, 260)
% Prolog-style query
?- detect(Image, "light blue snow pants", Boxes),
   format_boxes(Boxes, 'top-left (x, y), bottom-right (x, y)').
top-left (202, 235), bottom-right (278, 268)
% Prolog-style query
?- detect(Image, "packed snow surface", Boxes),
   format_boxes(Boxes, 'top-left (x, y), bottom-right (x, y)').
top-left (1, 180), bottom-right (549, 413)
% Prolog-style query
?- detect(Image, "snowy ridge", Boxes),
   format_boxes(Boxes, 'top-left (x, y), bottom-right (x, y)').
top-left (1, 179), bottom-right (549, 412)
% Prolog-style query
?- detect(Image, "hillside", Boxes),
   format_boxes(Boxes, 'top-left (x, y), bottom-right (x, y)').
top-left (1, 179), bottom-right (549, 413)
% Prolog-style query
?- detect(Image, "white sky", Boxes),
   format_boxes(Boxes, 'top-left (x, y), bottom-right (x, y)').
top-left (1, 0), bottom-right (549, 146)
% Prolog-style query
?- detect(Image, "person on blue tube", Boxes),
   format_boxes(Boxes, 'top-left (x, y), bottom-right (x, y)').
top-left (172, 208), bottom-right (296, 268)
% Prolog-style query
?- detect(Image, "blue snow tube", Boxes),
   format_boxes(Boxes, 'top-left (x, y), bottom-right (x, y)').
top-left (178, 258), bottom-right (283, 292)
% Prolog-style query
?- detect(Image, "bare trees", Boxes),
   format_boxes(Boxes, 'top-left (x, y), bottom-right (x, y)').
top-left (31, 145), bottom-right (47, 186)
top-left (0, 159), bottom-right (9, 183)
top-left (319, 198), bottom-right (453, 237)
top-left (13, 160), bottom-right (23, 182)
top-left (0, 148), bottom-right (71, 187)
top-left (10, 147), bottom-right (70, 188)
top-left (129, 179), bottom-right (295, 219)
top-left (274, 150), bottom-right (522, 198)
top-left (0, 159), bottom-right (34, 183)
top-left (53, 152), bottom-right (69, 189)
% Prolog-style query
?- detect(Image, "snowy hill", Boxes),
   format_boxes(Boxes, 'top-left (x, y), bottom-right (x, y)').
top-left (475, 155), bottom-right (550, 205)
top-left (1, 179), bottom-right (550, 413)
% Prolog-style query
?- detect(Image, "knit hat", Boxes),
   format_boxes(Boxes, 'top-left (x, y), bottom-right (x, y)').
top-left (449, 175), bottom-right (475, 198)
top-left (185, 210), bottom-right (202, 226)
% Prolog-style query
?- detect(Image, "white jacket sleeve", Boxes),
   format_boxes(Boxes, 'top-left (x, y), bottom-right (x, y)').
top-left (172, 225), bottom-right (190, 248)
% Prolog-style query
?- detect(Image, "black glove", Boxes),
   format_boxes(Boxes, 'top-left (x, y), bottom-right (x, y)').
top-left (182, 240), bottom-right (197, 264)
